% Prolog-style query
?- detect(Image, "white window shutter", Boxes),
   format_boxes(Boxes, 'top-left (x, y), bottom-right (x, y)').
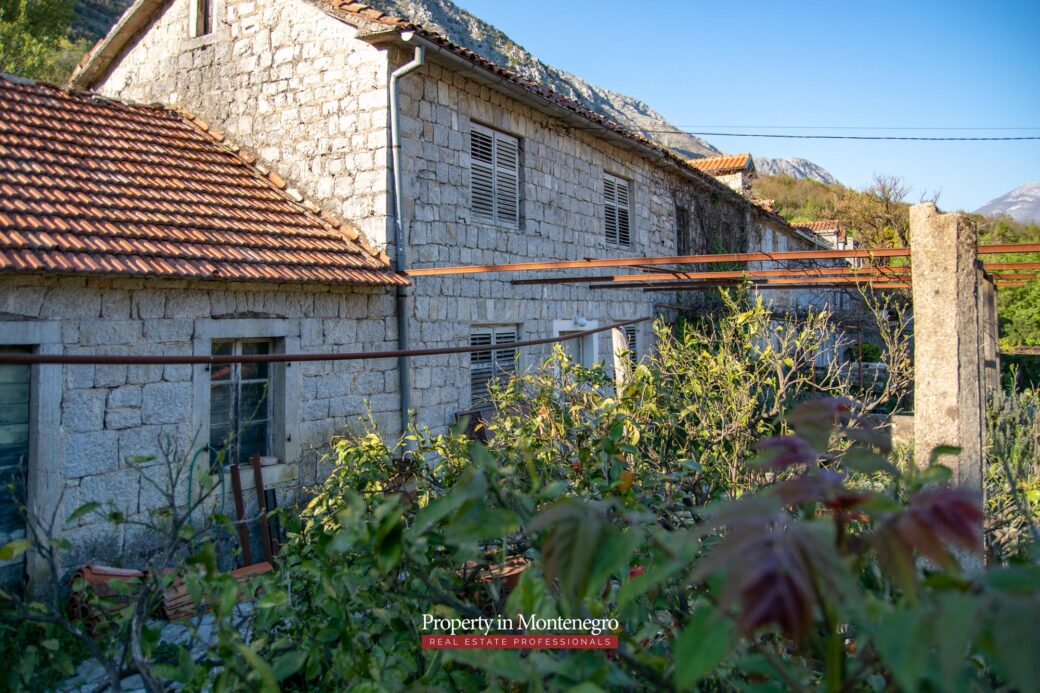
top-left (616, 178), bottom-right (631, 247)
top-left (494, 132), bottom-right (519, 226)
top-left (470, 128), bottom-right (495, 223)
top-left (470, 125), bottom-right (520, 227)
top-left (604, 174), bottom-right (631, 247)
top-left (470, 327), bottom-right (519, 404)
top-left (604, 177), bottom-right (618, 245)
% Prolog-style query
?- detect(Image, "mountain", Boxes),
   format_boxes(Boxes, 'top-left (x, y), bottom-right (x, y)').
top-left (753, 157), bottom-right (839, 185)
top-left (975, 182), bottom-right (1040, 224)
top-left (73, 0), bottom-right (838, 182)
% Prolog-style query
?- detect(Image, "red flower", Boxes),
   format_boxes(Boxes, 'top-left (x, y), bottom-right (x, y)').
top-left (629, 566), bottom-right (646, 579)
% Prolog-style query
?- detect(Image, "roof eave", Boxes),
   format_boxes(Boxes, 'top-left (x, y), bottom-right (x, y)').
top-left (69, 0), bottom-right (169, 89)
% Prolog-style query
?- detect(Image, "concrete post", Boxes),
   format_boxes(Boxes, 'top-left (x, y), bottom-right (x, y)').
top-left (977, 273), bottom-right (1001, 396)
top-left (909, 204), bottom-right (985, 497)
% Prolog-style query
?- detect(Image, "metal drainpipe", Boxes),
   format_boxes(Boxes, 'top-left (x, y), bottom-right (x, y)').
top-left (389, 39), bottom-right (425, 446)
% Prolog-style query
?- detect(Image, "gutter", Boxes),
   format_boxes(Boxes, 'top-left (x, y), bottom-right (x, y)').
top-left (389, 37), bottom-right (425, 445)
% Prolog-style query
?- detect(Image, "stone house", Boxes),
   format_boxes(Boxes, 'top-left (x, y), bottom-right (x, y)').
top-left (0, 74), bottom-right (405, 583)
top-left (71, 0), bottom-right (842, 424)
top-left (0, 0), bottom-right (847, 582)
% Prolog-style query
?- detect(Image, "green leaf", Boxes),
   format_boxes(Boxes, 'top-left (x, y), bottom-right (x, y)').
top-left (933, 592), bottom-right (979, 690)
top-left (870, 611), bottom-right (929, 691)
top-left (928, 446), bottom-right (961, 467)
top-left (234, 644), bottom-right (279, 693)
top-left (272, 649), bottom-right (307, 681)
top-left (258, 590), bottom-right (288, 609)
top-left (67, 502), bottom-right (100, 523)
top-left (0, 539), bottom-right (30, 561)
top-left (673, 603), bottom-right (735, 690)
top-left (41, 639), bottom-right (59, 652)
top-left (841, 446), bottom-right (896, 476)
top-left (914, 464), bottom-right (953, 489)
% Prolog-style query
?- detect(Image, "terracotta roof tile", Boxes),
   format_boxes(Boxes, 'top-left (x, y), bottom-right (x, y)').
top-left (794, 220), bottom-right (842, 232)
top-left (687, 153), bottom-right (754, 176)
top-left (0, 74), bottom-right (405, 286)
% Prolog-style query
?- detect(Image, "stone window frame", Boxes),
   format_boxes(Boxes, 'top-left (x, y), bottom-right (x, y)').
top-left (192, 319), bottom-right (301, 472)
top-left (552, 318), bottom-right (599, 368)
top-left (0, 321), bottom-right (62, 587)
top-left (186, 0), bottom-right (222, 47)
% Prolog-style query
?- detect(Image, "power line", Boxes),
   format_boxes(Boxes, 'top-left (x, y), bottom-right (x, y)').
top-left (660, 131), bottom-right (1040, 141)
top-left (665, 125), bottom-right (1040, 131)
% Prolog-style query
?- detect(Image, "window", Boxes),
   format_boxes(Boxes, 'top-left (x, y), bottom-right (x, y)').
top-left (470, 124), bottom-right (520, 227)
top-left (470, 326), bottom-right (518, 404)
top-left (209, 340), bottom-right (273, 467)
top-left (622, 324), bottom-right (638, 362)
top-left (604, 173), bottom-right (631, 247)
top-left (190, 0), bottom-right (212, 37)
top-left (552, 319), bottom-right (599, 368)
top-left (0, 346), bottom-right (30, 590)
top-left (676, 204), bottom-right (690, 256)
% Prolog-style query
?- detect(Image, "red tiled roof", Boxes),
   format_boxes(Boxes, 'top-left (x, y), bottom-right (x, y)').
top-left (794, 220), bottom-right (842, 232)
top-left (0, 74), bottom-right (405, 286)
top-left (688, 153), bottom-right (754, 175)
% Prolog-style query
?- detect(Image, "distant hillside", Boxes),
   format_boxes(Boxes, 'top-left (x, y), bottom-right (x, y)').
top-left (975, 182), bottom-right (1040, 225)
top-left (72, 0), bottom-right (131, 42)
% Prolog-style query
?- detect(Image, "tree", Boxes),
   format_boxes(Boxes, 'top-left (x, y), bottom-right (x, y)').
top-left (0, 0), bottom-right (87, 83)
top-left (833, 173), bottom-right (912, 248)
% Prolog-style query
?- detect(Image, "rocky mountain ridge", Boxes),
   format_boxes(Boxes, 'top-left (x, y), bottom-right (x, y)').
top-left (74, 0), bottom-right (840, 183)
top-left (975, 181), bottom-right (1040, 224)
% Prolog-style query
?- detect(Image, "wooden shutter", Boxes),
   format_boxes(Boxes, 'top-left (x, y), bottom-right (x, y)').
top-left (494, 132), bottom-right (519, 226)
top-left (469, 330), bottom-right (494, 403)
top-left (470, 327), bottom-right (518, 404)
top-left (604, 176), bottom-right (618, 245)
top-left (616, 178), bottom-right (631, 246)
top-left (604, 174), bottom-right (631, 247)
top-left (470, 125), bottom-right (520, 227)
top-left (623, 325), bottom-right (637, 360)
top-left (470, 127), bottom-right (495, 223)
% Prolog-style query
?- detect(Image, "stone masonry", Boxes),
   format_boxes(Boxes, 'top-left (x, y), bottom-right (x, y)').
top-left (1, 273), bottom-right (397, 568)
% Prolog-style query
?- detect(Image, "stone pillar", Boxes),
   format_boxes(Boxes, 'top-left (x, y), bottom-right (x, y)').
top-left (909, 203), bottom-right (984, 496)
top-left (977, 273), bottom-right (1001, 396)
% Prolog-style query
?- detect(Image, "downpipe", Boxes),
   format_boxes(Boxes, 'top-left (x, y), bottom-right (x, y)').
top-left (390, 39), bottom-right (425, 448)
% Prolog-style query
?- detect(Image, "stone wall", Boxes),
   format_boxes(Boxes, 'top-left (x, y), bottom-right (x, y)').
top-left (391, 49), bottom-right (839, 427)
top-left (0, 274), bottom-right (397, 568)
top-left (96, 0), bottom-right (394, 247)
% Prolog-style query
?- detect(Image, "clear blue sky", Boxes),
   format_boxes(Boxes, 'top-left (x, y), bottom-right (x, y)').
top-left (454, 0), bottom-right (1040, 213)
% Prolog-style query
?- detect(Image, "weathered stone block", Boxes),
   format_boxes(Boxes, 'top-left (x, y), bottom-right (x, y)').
top-left (106, 408), bottom-right (142, 431)
top-left (62, 389), bottom-right (107, 433)
top-left (141, 382), bottom-right (192, 425)
top-left (95, 364), bottom-right (128, 388)
top-left (65, 431), bottom-right (119, 478)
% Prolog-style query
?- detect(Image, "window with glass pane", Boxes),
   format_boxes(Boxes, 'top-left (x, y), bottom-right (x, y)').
top-left (676, 204), bottom-right (690, 256)
top-left (559, 330), bottom-right (583, 365)
top-left (470, 327), bottom-right (518, 404)
top-left (622, 325), bottom-right (638, 362)
top-left (192, 0), bottom-right (212, 37)
top-left (0, 346), bottom-right (30, 590)
top-left (209, 340), bottom-right (272, 466)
